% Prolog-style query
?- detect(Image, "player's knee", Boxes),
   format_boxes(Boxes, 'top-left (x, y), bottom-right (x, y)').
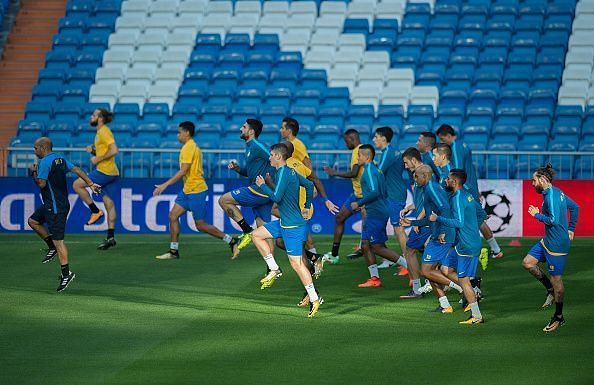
top-left (218, 194), bottom-right (230, 207)
top-left (521, 256), bottom-right (535, 270)
top-left (27, 217), bottom-right (38, 227)
top-left (194, 220), bottom-right (207, 231)
top-left (168, 212), bottom-right (180, 222)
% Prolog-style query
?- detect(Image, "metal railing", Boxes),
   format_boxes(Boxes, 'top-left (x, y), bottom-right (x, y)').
top-left (1, 147), bottom-right (594, 179)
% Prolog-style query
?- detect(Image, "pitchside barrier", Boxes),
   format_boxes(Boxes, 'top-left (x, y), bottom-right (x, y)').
top-left (0, 148), bottom-right (593, 236)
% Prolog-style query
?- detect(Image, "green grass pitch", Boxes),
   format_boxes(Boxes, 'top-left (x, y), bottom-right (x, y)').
top-left (1, 233), bottom-right (593, 385)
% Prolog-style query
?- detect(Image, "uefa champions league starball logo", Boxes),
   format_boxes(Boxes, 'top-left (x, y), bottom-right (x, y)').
top-left (481, 190), bottom-right (513, 234)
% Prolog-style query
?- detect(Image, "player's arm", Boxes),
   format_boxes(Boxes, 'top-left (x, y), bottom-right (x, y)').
top-left (378, 150), bottom-right (394, 174)
top-left (153, 163), bottom-right (190, 196)
top-left (228, 160), bottom-right (247, 176)
top-left (91, 141), bottom-right (118, 165)
top-left (534, 192), bottom-right (561, 226)
top-left (297, 172), bottom-right (314, 209)
top-left (356, 170), bottom-right (380, 207)
top-left (434, 195), bottom-right (464, 228)
top-left (307, 171), bottom-right (340, 214)
top-left (302, 156), bottom-right (313, 171)
top-left (566, 195), bottom-right (579, 237)
top-left (324, 163), bottom-right (361, 178)
top-left (258, 169), bottom-right (289, 203)
top-left (70, 165), bottom-right (101, 193)
top-left (410, 204), bottom-right (431, 227)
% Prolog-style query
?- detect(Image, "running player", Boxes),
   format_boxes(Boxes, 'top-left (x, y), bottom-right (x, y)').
top-left (72, 108), bottom-right (119, 250)
top-left (322, 128), bottom-right (364, 264)
top-left (28, 137), bottom-right (100, 291)
top-left (153, 121), bottom-right (239, 260)
top-left (252, 143), bottom-right (322, 317)
top-left (522, 164), bottom-right (579, 332)
top-left (280, 117), bottom-right (312, 170)
top-left (436, 124), bottom-right (503, 260)
top-left (400, 147), bottom-right (432, 296)
top-left (401, 165), bottom-right (463, 307)
top-left (351, 144), bottom-right (408, 288)
top-left (430, 169), bottom-right (485, 325)
top-left (416, 131), bottom-right (439, 178)
top-left (372, 126), bottom-right (409, 275)
top-left (218, 119), bottom-right (275, 251)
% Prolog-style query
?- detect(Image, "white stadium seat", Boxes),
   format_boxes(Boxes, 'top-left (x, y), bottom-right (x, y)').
top-left (207, 1), bottom-right (234, 15)
top-left (108, 31), bottom-right (138, 50)
top-left (290, 1), bottom-right (317, 17)
top-left (121, 0), bottom-right (151, 17)
top-left (115, 15), bottom-right (145, 32)
top-left (143, 15), bottom-right (173, 34)
top-left (178, 0), bottom-right (206, 15)
top-left (149, 1), bottom-right (178, 15)
top-left (235, 1), bottom-right (261, 16)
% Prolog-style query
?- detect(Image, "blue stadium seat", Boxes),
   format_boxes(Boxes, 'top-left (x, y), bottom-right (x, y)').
top-left (347, 105), bottom-right (375, 127)
top-left (201, 105), bottom-right (228, 125)
top-left (52, 33), bottom-right (80, 51)
top-left (211, 69), bottom-right (240, 89)
top-left (25, 102), bottom-right (52, 121)
top-left (275, 52), bottom-right (303, 74)
top-left (293, 89), bottom-right (321, 107)
top-left (53, 103), bottom-right (81, 122)
top-left (113, 103), bottom-right (141, 123)
top-left (240, 70), bottom-right (268, 89)
top-left (269, 70), bottom-right (298, 89)
top-left (263, 88), bottom-right (292, 109)
top-left (143, 103), bottom-right (170, 125)
top-left (60, 85), bottom-right (88, 104)
top-left (289, 106), bottom-right (317, 130)
top-left (260, 106), bottom-right (286, 126)
top-left (47, 121), bottom-right (76, 144)
top-left (322, 88), bottom-right (350, 108)
top-left (253, 34), bottom-right (280, 55)
top-left (317, 107), bottom-right (345, 126)
top-left (236, 88), bottom-right (263, 106)
top-left (184, 68), bottom-right (211, 89)
top-left (38, 69), bottom-right (65, 87)
top-left (486, 143), bottom-right (516, 179)
top-left (32, 85), bottom-right (60, 103)
top-left (245, 52), bottom-right (274, 72)
top-left (224, 33), bottom-right (251, 54)
top-left (177, 87), bottom-right (205, 106)
top-left (195, 34), bottom-right (222, 54)
top-left (195, 123), bottom-right (223, 143)
top-left (206, 87), bottom-right (234, 107)
top-left (299, 69), bottom-right (327, 89)
top-left (343, 18), bottom-right (369, 35)
top-left (172, 104), bottom-right (200, 123)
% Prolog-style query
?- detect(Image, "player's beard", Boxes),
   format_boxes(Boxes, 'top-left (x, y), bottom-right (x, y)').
top-left (240, 132), bottom-right (248, 141)
top-left (445, 185), bottom-right (454, 192)
top-left (90, 120), bottom-right (98, 127)
top-left (534, 185), bottom-right (544, 194)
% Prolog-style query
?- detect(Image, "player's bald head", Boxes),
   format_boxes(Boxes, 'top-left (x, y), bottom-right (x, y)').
top-left (35, 137), bottom-right (53, 151)
top-left (415, 164), bottom-right (432, 177)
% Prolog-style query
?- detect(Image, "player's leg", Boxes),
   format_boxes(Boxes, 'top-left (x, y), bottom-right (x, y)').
top-left (357, 218), bottom-right (386, 287)
top-left (156, 203), bottom-right (186, 260)
top-left (73, 171), bottom-right (104, 225)
top-left (28, 208), bottom-right (57, 263)
top-left (458, 256), bottom-right (484, 324)
top-left (288, 254), bottom-right (322, 317)
top-left (430, 271), bottom-right (453, 313)
top-left (253, 222), bottom-right (282, 288)
top-left (324, 194), bottom-right (357, 263)
top-left (50, 213), bottom-right (75, 292)
top-left (543, 253), bottom-right (566, 332)
top-left (522, 243), bottom-right (554, 307)
top-left (218, 189), bottom-right (255, 236)
top-left (97, 193), bottom-right (117, 250)
top-left (357, 239), bottom-right (381, 287)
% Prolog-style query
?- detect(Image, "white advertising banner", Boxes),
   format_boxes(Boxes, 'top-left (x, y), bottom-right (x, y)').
top-left (478, 179), bottom-right (523, 237)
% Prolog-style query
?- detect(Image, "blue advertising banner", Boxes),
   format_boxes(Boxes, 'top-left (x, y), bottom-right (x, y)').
top-left (0, 177), bottom-right (414, 235)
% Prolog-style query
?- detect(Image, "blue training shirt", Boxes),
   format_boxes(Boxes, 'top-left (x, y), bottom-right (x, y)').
top-left (412, 182), bottom-right (427, 223)
top-left (421, 151), bottom-right (440, 181)
top-left (260, 165), bottom-right (313, 228)
top-left (357, 162), bottom-right (389, 219)
top-left (411, 180), bottom-right (456, 243)
top-left (238, 138), bottom-right (276, 195)
top-left (37, 152), bottom-right (75, 214)
top-left (436, 188), bottom-right (482, 257)
top-left (535, 186), bottom-right (579, 255)
top-left (377, 144), bottom-right (407, 202)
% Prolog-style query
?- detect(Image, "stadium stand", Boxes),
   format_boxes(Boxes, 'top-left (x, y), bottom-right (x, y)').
top-left (4, 0), bottom-right (594, 179)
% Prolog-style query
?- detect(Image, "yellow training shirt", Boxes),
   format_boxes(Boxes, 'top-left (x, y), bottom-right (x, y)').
top-left (287, 156), bottom-right (313, 212)
top-left (290, 137), bottom-right (310, 167)
top-left (180, 139), bottom-right (208, 194)
top-left (95, 125), bottom-right (119, 176)
top-left (351, 145), bottom-right (364, 198)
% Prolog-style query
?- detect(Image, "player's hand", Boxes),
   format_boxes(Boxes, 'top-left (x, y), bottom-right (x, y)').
top-left (89, 183), bottom-right (102, 194)
top-left (302, 207), bottom-right (312, 220)
top-left (325, 199), bottom-right (340, 215)
top-left (400, 217), bottom-right (411, 226)
top-left (528, 205), bottom-right (539, 217)
top-left (350, 201), bottom-right (360, 211)
top-left (28, 163), bottom-right (38, 177)
top-left (264, 172), bottom-right (273, 186)
top-left (153, 183), bottom-right (166, 196)
top-left (90, 156), bottom-right (100, 165)
top-left (413, 226), bottom-right (419, 234)
top-left (438, 233), bottom-right (446, 244)
top-left (255, 175), bottom-right (265, 187)
top-left (323, 166), bottom-right (336, 176)
top-left (428, 211), bottom-right (438, 222)
top-left (85, 145), bottom-right (94, 154)
top-left (568, 230), bottom-right (574, 240)
top-left (228, 160), bottom-right (240, 171)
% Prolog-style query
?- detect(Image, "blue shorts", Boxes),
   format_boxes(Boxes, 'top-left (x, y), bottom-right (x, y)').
top-left (89, 170), bottom-right (120, 198)
top-left (528, 242), bottom-right (567, 276)
top-left (388, 199), bottom-right (406, 226)
top-left (231, 186), bottom-right (272, 222)
top-left (264, 220), bottom-right (307, 256)
top-left (422, 240), bottom-right (453, 264)
top-left (406, 226), bottom-right (431, 251)
top-left (175, 190), bottom-right (207, 221)
top-left (443, 248), bottom-right (458, 269)
top-left (452, 247), bottom-right (479, 278)
top-left (361, 216), bottom-right (388, 245)
top-left (342, 193), bottom-right (361, 213)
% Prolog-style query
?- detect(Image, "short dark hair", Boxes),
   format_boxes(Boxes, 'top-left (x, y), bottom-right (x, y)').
top-left (420, 131), bottom-right (437, 148)
top-left (535, 163), bottom-right (555, 182)
top-left (449, 168), bottom-right (467, 185)
top-left (179, 121), bottom-right (195, 137)
top-left (403, 147), bottom-right (422, 162)
top-left (359, 143), bottom-right (375, 160)
top-left (282, 117), bottom-right (300, 136)
top-left (246, 118), bottom-right (263, 138)
top-left (344, 128), bottom-right (360, 137)
top-left (97, 108), bottom-right (113, 124)
top-left (375, 126), bottom-right (394, 143)
top-left (271, 143), bottom-right (290, 160)
top-left (436, 124), bottom-right (456, 137)
top-left (434, 143), bottom-right (452, 160)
